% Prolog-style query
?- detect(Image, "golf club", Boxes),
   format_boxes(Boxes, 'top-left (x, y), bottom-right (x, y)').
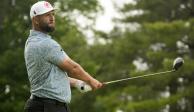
top-left (103, 57), bottom-right (184, 85)
top-left (80, 57), bottom-right (184, 92)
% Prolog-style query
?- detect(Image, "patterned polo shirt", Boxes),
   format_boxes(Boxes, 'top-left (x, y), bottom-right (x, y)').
top-left (24, 30), bottom-right (71, 103)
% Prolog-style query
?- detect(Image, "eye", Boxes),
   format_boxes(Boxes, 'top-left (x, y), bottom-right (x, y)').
top-left (44, 13), bottom-right (50, 17)
top-left (47, 12), bottom-right (55, 17)
top-left (51, 12), bottom-right (55, 16)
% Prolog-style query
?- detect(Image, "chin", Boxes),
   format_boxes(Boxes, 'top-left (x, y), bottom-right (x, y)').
top-left (40, 24), bottom-right (55, 33)
top-left (48, 27), bottom-right (55, 32)
top-left (44, 27), bottom-right (55, 32)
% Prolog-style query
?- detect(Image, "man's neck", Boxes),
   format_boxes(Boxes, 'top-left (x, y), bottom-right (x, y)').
top-left (33, 27), bottom-right (48, 34)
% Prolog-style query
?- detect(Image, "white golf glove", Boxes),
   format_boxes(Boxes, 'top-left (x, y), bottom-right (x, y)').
top-left (75, 80), bottom-right (92, 93)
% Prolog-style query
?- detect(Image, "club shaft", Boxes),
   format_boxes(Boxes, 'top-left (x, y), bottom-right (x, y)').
top-left (103, 69), bottom-right (175, 85)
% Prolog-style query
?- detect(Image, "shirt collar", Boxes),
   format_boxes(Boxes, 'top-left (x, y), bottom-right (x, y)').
top-left (29, 30), bottom-right (51, 38)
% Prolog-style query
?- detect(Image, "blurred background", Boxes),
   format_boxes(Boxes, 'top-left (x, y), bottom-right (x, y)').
top-left (0, 0), bottom-right (194, 112)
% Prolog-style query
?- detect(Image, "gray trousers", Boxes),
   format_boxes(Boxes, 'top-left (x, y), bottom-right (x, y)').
top-left (24, 96), bottom-right (70, 112)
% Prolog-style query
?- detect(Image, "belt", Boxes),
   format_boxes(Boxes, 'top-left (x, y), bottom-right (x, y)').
top-left (31, 95), bottom-right (67, 106)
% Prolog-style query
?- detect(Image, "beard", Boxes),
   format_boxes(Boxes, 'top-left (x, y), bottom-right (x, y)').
top-left (39, 23), bottom-right (55, 33)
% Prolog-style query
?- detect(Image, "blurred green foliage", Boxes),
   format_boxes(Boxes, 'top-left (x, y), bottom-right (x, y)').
top-left (0, 0), bottom-right (194, 112)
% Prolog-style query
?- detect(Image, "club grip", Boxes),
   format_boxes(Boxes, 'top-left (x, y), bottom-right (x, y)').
top-left (80, 84), bottom-right (92, 93)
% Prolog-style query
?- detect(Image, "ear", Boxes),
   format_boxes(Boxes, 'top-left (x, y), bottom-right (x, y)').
top-left (33, 17), bottom-right (39, 25)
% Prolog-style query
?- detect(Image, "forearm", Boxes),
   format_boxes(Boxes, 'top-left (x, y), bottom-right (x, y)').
top-left (59, 57), bottom-right (102, 90)
top-left (59, 57), bottom-right (93, 84)
top-left (68, 63), bottom-right (93, 83)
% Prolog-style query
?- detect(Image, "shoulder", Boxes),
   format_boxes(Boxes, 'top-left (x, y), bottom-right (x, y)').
top-left (37, 38), bottom-right (63, 56)
top-left (41, 38), bottom-right (60, 49)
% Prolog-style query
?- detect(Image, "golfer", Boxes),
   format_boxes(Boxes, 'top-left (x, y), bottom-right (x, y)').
top-left (24, 1), bottom-right (102, 112)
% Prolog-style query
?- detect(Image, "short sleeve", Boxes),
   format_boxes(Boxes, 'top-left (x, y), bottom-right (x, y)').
top-left (44, 39), bottom-right (68, 65)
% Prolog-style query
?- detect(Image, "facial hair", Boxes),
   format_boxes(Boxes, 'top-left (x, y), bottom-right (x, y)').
top-left (39, 22), bottom-right (55, 33)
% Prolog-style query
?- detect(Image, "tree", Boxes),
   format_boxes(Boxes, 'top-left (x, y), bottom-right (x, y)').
top-left (121, 0), bottom-right (194, 23)
top-left (88, 0), bottom-right (194, 112)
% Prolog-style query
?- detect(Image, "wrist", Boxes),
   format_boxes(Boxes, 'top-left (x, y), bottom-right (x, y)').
top-left (86, 75), bottom-right (95, 85)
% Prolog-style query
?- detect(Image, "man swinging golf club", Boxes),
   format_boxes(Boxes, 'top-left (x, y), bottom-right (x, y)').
top-left (24, 1), bottom-right (102, 112)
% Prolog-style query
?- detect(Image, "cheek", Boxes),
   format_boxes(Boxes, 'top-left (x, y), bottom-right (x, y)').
top-left (44, 18), bottom-right (50, 23)
top-left (40, 16), bottom-right (47, 21)
top-left (41, 18), bottom-right (49, 25)
top-left (38, 21), bottom-right (47, 28)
